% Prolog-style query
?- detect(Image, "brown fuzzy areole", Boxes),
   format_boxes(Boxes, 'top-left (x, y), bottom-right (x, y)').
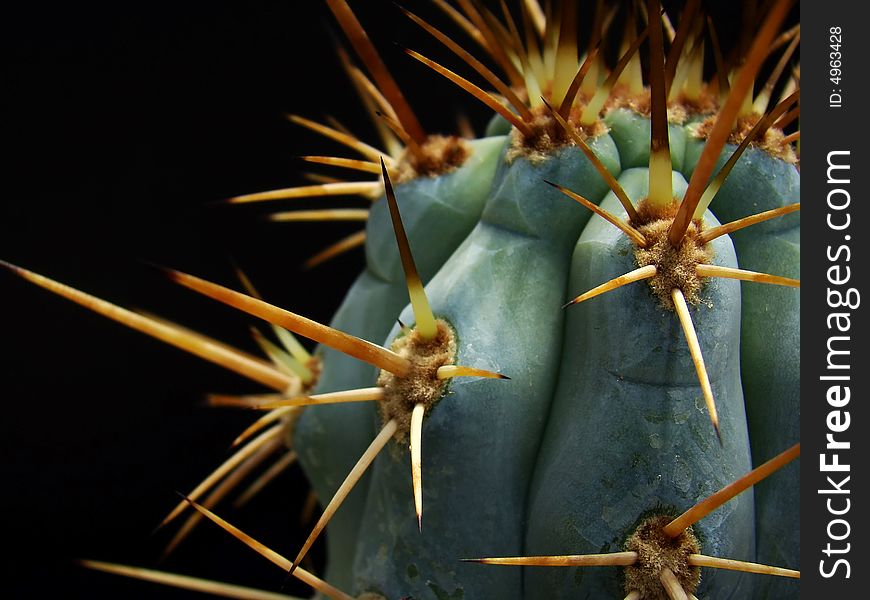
top-left (605, 86), bottom-right (691, 125)
top-left (624, 515), bottom-right (702, 600)
top-left (395, 135), bottom-right (471, 182)
top-left (632, 200), bottom-right (712, 310)
top-left (691, 112), bottom-right (797, 163)
top-left (376, 319), bottom-right (456, 442)
top-left (506, 104), bottom-right (607, 164)
top-left (672, 87), bottom-right (719, 117)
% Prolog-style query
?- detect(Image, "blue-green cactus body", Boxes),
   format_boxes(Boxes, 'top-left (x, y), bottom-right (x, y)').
top-left (484, 114), bottom-right (514, 138)
top-left (349, 139), bottom-right (622, 599)
top-left (611, 114), bottom-right (802, 599)
top-left (294, 136), bottom-right (505, 587)
top-left (604, 109), bottom-right (688, 173)
top-left (294, 102), bottom-right (798, 598)
top-left (702, 148), bottom-right (801, 599)
top-left (524, 169), bottom-right (754, 599)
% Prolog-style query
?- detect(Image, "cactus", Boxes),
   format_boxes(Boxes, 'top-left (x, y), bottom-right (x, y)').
top-left (5, 1), bottom-right (800, 598)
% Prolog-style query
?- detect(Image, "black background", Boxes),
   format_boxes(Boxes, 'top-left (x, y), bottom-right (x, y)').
top-left (2, 1), bottom-right (799, 598)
